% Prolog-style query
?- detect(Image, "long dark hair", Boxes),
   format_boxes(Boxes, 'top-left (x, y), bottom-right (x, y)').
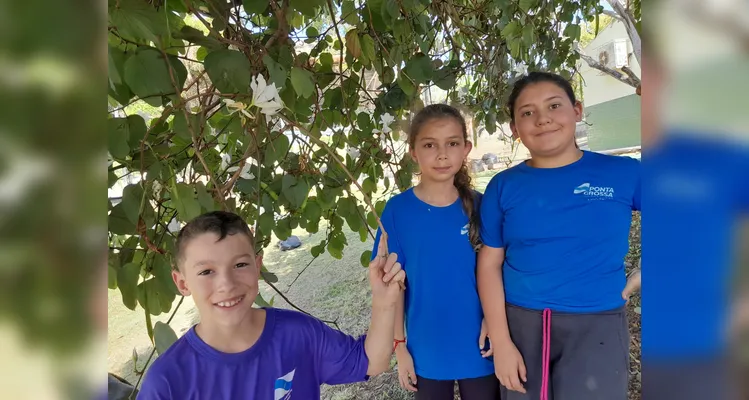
top-left (409, 104), bottom-right (481, 251)
top-left (507, 71), bottom-right (580, 149)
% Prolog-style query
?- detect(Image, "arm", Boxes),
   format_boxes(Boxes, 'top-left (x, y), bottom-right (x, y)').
top-left (364, 290), bottom-right (398, 375)
top-left (477, 246), bottom-right (511, 345)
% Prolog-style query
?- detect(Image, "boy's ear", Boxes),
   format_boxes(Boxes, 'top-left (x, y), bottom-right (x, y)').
top-left (172, 269), bottom-right (191, 296)
top-left (255, 254), bottom-right (263, 273)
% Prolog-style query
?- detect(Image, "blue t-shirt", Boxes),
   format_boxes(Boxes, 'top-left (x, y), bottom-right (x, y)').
top-left (137, 308), bottom-right (369, 400)
top-left (371, 188), bottom-right (493, 380)
top-left (480, 150), bottom-right (640, 313)
top-left (642, 132), bottom-right (749, 361)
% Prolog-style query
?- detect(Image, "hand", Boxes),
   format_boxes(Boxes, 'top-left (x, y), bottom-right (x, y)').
top-left (479, 318), bottom-right (493, 358)
top-left (622, 269), bottom-right (641, 302)
top-left (369, 234), bottom-right (406, 305)
top-left (395, 347), bottom-right (418, 392)
top-left (493, 341), bottom-right (527, 394)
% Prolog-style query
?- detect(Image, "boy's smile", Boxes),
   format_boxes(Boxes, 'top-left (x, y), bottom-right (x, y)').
top-left (173, 232), bottom-right (263, 327)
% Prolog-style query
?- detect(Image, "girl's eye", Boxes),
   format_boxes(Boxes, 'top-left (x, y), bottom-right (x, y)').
top-left (550, 103), bottom-right (561, 109)
top-left (235, 262), bottom-right (249, 269)
top-left (424, 143), bottom-right (434, 148)
top-left (522, 110), bottom-right (533, 117)
top-left (449, 141), bottom-right (459, 147)
top-left (198, 270), bottom-right (213, 276)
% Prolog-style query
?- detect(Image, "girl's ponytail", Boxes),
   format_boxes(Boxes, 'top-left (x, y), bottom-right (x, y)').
top-left (454, 163), bottom-right (481, 251)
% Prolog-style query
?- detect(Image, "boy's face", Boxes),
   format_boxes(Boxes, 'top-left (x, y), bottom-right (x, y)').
top-left (172, 232), bottom-right (263, 327)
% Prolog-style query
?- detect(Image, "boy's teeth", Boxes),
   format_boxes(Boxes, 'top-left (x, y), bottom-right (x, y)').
top-left (217, 297), bottom-right (243, 308)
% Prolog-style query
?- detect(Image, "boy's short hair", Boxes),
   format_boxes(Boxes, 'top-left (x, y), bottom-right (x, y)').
top-left (174, 211), bottom-right (256, 270)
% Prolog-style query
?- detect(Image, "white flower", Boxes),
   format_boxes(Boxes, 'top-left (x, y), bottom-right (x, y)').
top-left (347, 147), bottom-right (360, 159)
top-left (220, 153), bottom-right (232, 171)
top-left (514, 63), bottom-right (528, 76)
top-left (222, 98), bottom-right (253, 121)
top-left (320, 164), bottom-right (328, 174)
top-left (250, 75), bottom-right (283, 116)
top-left (152, 180), bottom-right (162, 196)
top-left (228, 163), bottom-right (254, 180)
top-left (379, 113), bottom-right (395, 129)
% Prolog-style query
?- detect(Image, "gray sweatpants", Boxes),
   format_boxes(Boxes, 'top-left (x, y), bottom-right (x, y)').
top-left (502, 304), bottom-right (629, 400)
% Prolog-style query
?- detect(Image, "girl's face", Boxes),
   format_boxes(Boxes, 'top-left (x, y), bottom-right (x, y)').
top-left (410, 118), bottom-right (472, 184)
top-left (510, 81), bottom-right (583, 157)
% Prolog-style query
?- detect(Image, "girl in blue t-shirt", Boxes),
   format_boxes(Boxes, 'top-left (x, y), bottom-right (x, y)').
top-left (477, 72), bottom-right (641, 400)
top-left (372, 104), bottom-right (499, 399)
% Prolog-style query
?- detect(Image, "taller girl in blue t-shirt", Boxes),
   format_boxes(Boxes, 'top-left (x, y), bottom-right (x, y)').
top-left (372, 104), bottom-right (499, 399)
top-left (477, 72), bottom-right (641, 400)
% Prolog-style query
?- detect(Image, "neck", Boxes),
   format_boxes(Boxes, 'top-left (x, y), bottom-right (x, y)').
top-left (528, 146), bottom-right (583, 169)
top-left (195, 307), bottom-right (265, 353)
top-left (414, 179), bottom-right (459, 206)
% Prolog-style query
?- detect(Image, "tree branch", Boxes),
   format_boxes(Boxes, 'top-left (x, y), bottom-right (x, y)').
top-left (576, 47), bottom-right (639, 89)
top-left (261, 271), bottom-right (341, 331)
top-left (605, 0), bottom-right (641, 66)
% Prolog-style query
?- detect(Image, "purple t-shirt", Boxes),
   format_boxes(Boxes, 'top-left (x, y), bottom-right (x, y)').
top-left (137, 308), bottom-right (369, 400)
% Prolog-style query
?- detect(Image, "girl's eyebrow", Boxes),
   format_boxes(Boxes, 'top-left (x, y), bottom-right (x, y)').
top-left (517, 95), bottom-right (563, 109)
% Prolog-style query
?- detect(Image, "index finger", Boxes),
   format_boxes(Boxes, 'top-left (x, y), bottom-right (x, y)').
top-left (375, 232), bottom-right (389, 259)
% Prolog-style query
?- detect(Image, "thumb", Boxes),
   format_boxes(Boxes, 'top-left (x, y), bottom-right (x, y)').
top-left (518, 358), bottom-right (527, 382)
top-left (479, 329), bottom-right (487, 349)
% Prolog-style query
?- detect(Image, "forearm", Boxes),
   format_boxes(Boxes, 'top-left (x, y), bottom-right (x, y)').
top-left (477, 247), bottom-right (512, 345)
top-left (365, 299), bottom-right (397, 376)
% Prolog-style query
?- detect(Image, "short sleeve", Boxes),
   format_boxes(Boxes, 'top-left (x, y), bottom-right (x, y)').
top-left (371, 200), bottom-right (405, 265)
top-left (136, 363), bottom-right (172, 400)
top-left (480, 175), bottom-right (505, 248)
top-left (310, 318), bottom-right (369, 385)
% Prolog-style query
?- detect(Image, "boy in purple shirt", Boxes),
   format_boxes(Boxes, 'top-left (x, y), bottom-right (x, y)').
top-left (137, 211), bottom-right (405, 400)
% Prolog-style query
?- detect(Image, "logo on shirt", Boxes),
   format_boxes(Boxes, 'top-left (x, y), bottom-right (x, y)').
top-left (460, 223), bottom-right (469, 236)
top-left (274, 369), bottom-right (295, 400)
top-left (573, 182), bottom-right (615, 199)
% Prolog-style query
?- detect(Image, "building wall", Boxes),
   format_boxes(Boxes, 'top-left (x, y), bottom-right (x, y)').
top-left (578, 22), bottom-right (641, 107)
top-left (584, 94), bottom-right (641, 151)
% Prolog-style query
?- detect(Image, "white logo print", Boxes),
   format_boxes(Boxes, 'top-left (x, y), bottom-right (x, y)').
top-left (460, 223), bottom-right (469, 235)
top-left (274, 369), bottom-right (295, 400)
top-left (574, 182), bottom-right (615, 199)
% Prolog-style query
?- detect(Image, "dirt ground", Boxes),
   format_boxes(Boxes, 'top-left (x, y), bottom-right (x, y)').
top-left (107, 169), bottom-right (642, 400)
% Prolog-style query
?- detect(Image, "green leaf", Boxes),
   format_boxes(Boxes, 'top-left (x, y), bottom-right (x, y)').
top-left (341, 0), bottom-right (359, 25)
top-left (273, 217), bottom-right (292, 240)
top-left (109, 203), bottom-right (137, 235)
top-left (366, 211), bottom-right (378, 229)
top-left (311, 241), bottom-right (326, 257)
top-left (124, 48), bottom-right (187, 106)
top-left (174, 26), bottom-right (223, 50)
top-left (398, 74), bottom-right (416, 97)
top-left (522, 24), bottom-right (536, 49)
top-left (172, 183), bottom-right (201, 222)
top-left (404, 54), bottom-right (433, 84)
top-left (137, 277), bottom-right (174, 316)
top-left (108, 118), bottom-right (130, 159)
top-left (362, 177), bottom-right (377, 194)
top-left (290, 67), bottom-right (315, 99)
top-left (345, 29), bottom-right (362, 59)
top-left (196, 47), bottom-right (209, 61)
top-left (327, 230), bottom-right (347, 259)
top-left (303, 201), bottom-right (322, 221)
top-left (121, 184), bottom-right (145, 225)
top-left (117, 263), bottom-right (141, 311)
top-left (243, 0), bottom-right (270, 14)
top-left (433, 66), bottom-right (457, 90)
top-left (563, 24), bottom-right (581, 41)
top-left (109, 0), bottom-right (169, 43)
top-left (196, 182), bottom-right (215, 212)
top-left (153, 322), bottom-right (178, 355)
top-left (502, 21), bottom-right (521, 39)
top-left (360, 35), bottom-right (376, 66)
top-left (152, 253), bottom-right (180, 296)
top-left (258, 211), bottom-right (275, 236)
top-left (360, 250), bottom-right (373, 267)
top-left (263, 55), bottom-right (288, 89)
top-left (290, 0), bottom-right (323, 17)
top-left (204, 49), bottom-right (253, 94)
top-left (518, 0), bottom-right (538, 12)
top-left (254, 292), bottom-right (272, 307)
top-left (282, 174), bottom-right (310, 209)
top-left (264, 134), bottom-right (290, 167)
top-left (108, 265), bottom-right (118, 289)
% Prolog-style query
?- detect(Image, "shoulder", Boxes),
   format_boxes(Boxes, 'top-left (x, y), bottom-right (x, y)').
top-left (139, 335), bottom-right (193, 395)
top-left (271, 307), bottom-right (328, 332)
top-left (586, 151), bottom-right (640, 169)
top-left (380, 188), bottom-right (415, 217)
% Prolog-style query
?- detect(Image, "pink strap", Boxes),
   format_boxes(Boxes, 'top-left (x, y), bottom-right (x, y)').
top-left (540, 308), bottom-right (552, 400)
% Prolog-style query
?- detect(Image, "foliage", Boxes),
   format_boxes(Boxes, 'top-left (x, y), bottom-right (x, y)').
top-left (107, 0), bottom-right (602, 359)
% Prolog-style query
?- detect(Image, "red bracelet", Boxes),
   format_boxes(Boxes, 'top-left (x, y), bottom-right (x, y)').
top-left (393, 338), bottom-right (406, 352)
